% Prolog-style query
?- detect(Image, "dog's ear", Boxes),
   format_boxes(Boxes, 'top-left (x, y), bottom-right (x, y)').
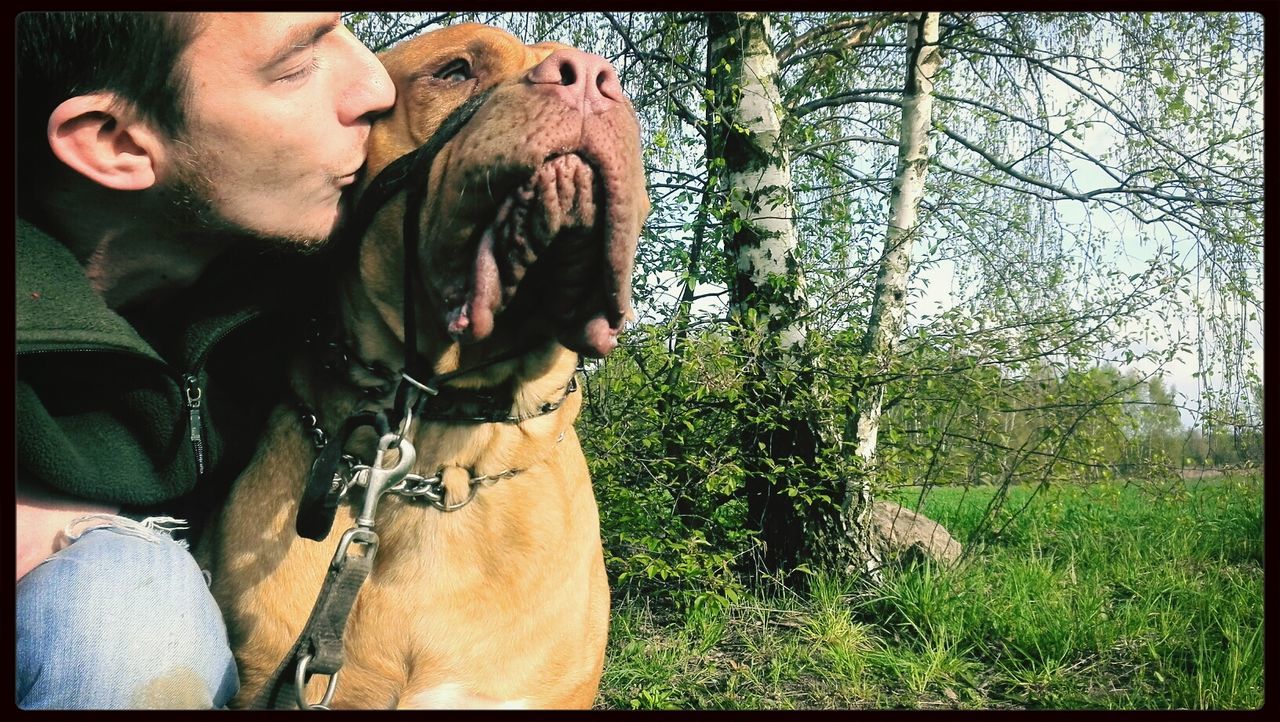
top-left (46, 92), bottom-right (166, 192)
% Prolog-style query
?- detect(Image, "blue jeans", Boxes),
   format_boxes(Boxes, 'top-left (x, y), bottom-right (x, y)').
top-left (15, 518), bottom-right (239, 709)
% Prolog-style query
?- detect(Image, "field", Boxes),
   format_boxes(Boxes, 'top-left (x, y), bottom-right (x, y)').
top-left (595, 474), bottom-right (1264, 709)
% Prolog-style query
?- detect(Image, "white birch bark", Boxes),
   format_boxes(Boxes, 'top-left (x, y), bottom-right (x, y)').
top-left (712, 12), bottom-right (809, 361)
top-left (855, 12), bottom-right (941, 462)
top-left (845, 12), bottom-right (940, 577)
top-left (708, 12), bottom-right (824, 575)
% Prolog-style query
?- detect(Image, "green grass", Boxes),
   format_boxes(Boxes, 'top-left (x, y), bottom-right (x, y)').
top-left (596, 474), bottom-right (1263, 709)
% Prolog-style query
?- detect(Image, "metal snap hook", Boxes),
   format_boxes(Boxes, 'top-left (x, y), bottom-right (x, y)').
top-left (295, 653), bottom-right (340, 710)
top-left (355, 433), bottom-right (418, 528)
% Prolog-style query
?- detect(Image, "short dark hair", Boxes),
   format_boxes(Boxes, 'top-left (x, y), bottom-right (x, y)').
top-left (16, 12), bottom-right (203, 211)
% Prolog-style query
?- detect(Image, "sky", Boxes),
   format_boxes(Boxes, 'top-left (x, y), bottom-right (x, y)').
top-left (539, 10), bottom-right (1263, 432)
top-left (907, 29), bottom-right (1264, 430)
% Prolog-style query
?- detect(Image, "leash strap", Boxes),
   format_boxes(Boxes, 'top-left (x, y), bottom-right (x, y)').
top-left (256, 90), bottom-right (497, 710)
top-left (252, 528), bottom-right (379, 710)
top-left (297, 411), bottom-right (390, 541)
top-left (332, 90), bottom-right (495, 267)
top-left (256, 430), bottom-right (414, 710)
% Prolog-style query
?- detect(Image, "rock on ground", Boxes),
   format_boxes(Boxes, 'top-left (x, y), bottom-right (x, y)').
top-left (870, 501), bottom-right (962, 567)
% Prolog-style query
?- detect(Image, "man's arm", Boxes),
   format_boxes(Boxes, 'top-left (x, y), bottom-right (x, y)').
top-left (16, 479), bottom-right (119, 581)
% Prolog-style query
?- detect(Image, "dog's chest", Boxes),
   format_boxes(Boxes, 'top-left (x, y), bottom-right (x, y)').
top-left (401, 682), bottom-right (531, 709)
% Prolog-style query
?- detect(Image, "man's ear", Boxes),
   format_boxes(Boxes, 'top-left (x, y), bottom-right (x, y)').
top-left (47, 93), bottom-right (167, 191)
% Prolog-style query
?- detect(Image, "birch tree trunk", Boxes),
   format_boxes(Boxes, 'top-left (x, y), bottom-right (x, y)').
top-left (708, 12), bottom-right (826, 576)
top-left (708, 12), bottom-right (809, 352)
top-left (847, 12), bottom-right (942, 570)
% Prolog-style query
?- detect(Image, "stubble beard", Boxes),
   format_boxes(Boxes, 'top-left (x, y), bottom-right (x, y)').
top-left (161, 140), bottom-right (335, 255)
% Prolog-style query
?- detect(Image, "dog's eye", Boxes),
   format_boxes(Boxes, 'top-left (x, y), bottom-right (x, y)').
top-left (434, 59), bottom-right (472, 83)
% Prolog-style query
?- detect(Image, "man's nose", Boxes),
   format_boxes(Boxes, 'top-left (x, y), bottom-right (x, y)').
top-left (524, 49), bottom-right (624, 115)
top-left (341, 33), bottom-right (395, 124)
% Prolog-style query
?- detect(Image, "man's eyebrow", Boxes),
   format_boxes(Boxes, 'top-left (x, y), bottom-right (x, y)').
top-left (262, 16), bottom-right (341, 69)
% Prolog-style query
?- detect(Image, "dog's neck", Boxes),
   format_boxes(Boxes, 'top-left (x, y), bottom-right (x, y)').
top-left (299, 273), bottom-right (578, 428)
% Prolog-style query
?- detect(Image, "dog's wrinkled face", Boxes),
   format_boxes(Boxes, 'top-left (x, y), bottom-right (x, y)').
top-left (360, 23), bottom-right (649, 359)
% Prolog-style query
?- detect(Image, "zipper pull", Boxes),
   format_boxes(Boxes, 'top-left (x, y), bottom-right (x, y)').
top-left (184, 374), bottom-right (206, 476)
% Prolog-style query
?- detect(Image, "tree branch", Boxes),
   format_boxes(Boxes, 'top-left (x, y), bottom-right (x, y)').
top-left (778, 12), bottom-right (914, 67)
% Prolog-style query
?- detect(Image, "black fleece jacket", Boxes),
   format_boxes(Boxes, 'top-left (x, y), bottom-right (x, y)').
top-left (16, 218), bottom-right (315, 532)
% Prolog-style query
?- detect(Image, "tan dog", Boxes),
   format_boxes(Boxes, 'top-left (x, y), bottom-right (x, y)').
top-left (203, 23), bottom-right (648, 709)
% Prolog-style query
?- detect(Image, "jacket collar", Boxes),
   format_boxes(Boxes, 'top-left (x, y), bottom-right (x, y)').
top-left (16, 218), bottom-right (160, 361)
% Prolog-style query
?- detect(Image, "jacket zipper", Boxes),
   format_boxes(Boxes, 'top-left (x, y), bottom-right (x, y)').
top-left (179, 310), bottom-right (267, 480)
top-left (21, 307), bottom-right (267, 482)
top-left (183, 373), bottom-right (206, 477)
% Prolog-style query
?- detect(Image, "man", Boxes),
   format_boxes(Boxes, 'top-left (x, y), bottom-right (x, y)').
top-left (15, 12), bottom-right (395, 708)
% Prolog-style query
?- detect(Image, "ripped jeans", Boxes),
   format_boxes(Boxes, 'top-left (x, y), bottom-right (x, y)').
top-left (15, 516), bottom-right (239, 709)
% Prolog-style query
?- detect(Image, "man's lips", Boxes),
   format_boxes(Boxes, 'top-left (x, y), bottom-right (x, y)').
top-left (335, 163), bottom-right (365, 187)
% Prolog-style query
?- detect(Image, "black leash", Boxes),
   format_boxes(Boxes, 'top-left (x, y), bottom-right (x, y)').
top-left (296, 410), bottom-right (389, 542)
top-left (252, 90), bottom-right (494, 711)
top-left (331, 89), bottom-right (494, 274)
top-left (254, 428), bottom-right (416, 710)
top-left (294, 343), bottom-right (553, 543)
top-left (264, 345), bottom-right (563, 709)
top-left (252, 528), bottom-right (378, 710)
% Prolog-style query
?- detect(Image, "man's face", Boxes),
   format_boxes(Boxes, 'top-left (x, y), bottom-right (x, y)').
top-left (164, 13), bottom-right (395, 245)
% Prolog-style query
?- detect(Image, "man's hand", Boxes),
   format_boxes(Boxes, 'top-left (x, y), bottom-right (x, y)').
top-left (16, 480), bottom-right (119, 581)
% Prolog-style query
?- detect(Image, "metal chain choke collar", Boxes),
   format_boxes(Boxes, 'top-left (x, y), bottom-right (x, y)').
top-left (299, 405), bottom-right (565, 513)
